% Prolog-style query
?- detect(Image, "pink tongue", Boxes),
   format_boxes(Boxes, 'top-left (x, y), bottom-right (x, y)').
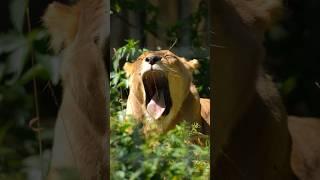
top-left (147, 91), bottom-right (166, 119)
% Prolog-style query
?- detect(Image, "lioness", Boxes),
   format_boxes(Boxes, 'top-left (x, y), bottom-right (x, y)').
top-left (124, 50), bottom-right (210, 134)
top-left (43, 0), bottom-right (108, 178)
top-left (211, 0), bottom-right (320, 179)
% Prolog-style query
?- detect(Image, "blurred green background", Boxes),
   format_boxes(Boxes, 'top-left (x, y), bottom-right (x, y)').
top-left (0, 0), bottom-right (68, 179)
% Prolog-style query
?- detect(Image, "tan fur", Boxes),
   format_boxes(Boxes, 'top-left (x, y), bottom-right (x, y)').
top-left (43, 0), bottom-right (107, 179)
top-left (288, 116), bottom-right (320, 180)
top-left (200, 98), bottom-right (210, 126)
top-left (124, 50), bottom-right (210, 134)
top-left (42, 2), bottom-right (80, 53)
top-left (212, 0), bottom-right (320, 179)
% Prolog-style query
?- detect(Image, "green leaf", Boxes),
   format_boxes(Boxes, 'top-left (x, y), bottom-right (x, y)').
top-left (26, 29), bottom-right (47, 43)
top-left (6, 43), bottom-right (29, 84)
top-left (115, 3), bottom-right (121, 13)
top-left (0, 32), bottom-right (25, 54)
top-left (10, 0), bottom-right (27, 33)
top-left (112, 39), bottom-right (143, 71)
top-left (18, 64), bottom-right (49, 85)
top-left (35, 53), bottom-right (61, 85)
top-left (281, 77), bottom-right (297, 95)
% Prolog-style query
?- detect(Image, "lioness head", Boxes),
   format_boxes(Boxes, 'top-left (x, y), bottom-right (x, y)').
top-left (124, 50), bottom-right (201, 132)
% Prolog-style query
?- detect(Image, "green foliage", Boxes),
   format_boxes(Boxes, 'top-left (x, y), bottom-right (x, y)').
top-left (112, 39), bottom-right (147, 72)
top-left (110, 118), bottom-right (210, 180)
top-left (0, 0), bottom-right (59, 178)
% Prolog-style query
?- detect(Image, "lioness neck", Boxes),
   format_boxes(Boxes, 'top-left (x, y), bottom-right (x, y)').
top-left (166, 84), bottom-right (201, 131)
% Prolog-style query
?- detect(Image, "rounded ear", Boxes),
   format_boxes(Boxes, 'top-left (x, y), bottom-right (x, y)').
top-left (123, 62), bottom-right (134, 77)
top-left (187, 59), bottom-right (200, 71)
top-left (42, 2), bottom-right (79, 53)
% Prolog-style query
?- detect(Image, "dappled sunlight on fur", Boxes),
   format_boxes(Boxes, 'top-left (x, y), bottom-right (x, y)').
top-left (124, 50), bottom-right (210, 135)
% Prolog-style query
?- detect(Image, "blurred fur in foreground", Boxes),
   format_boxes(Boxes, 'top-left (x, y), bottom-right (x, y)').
top-left (212, 0), bottom-right (320, 179)
top-left (43, 0), bottom-right (108, 179)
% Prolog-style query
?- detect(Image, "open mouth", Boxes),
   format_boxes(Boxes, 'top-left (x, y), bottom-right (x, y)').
top-left (142, 70), bottom-right (172, 119)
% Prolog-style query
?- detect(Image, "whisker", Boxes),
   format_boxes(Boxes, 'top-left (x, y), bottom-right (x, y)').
top-left (169, 38), bottom-right (178, 50)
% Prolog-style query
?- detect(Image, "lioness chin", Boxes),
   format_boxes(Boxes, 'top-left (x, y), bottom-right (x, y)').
top-left (124, 50), bottom-right (210, 134)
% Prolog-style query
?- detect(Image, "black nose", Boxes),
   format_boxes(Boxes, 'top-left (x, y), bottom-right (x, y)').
top-left (145, 56), bottom-right (161, 65)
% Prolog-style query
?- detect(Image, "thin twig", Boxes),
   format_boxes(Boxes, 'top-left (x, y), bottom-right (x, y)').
top-left (26, 6), bottom-right (44, 179)
top-left (29, 117), bottom-right (43, 132)
top-left (48, 82), bottom-right (59, 107)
